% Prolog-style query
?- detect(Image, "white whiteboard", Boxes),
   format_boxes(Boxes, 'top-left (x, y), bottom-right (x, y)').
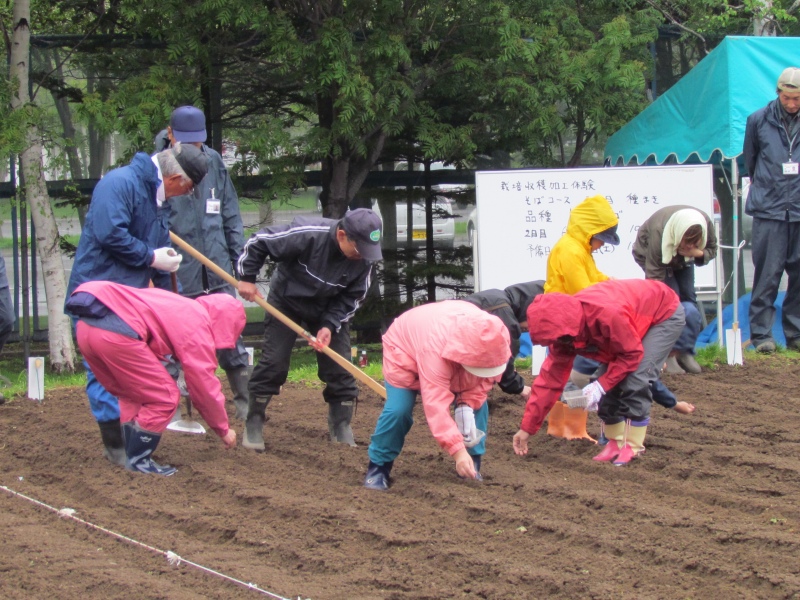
top-left (474, 165), bottom-right (717, 292)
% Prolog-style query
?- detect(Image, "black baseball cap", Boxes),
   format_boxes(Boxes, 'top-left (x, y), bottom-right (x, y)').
top-left (172, 143), bottom-right (208, 185)
top-left (341, 208), bottom-right (383, 261)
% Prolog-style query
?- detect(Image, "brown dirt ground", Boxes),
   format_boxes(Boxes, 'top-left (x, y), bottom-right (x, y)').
top-left (1, 357), bottom-right (800, 600)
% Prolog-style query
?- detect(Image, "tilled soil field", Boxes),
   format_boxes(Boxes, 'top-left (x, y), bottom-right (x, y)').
top-left (1, 357), bottom-right (799, 599)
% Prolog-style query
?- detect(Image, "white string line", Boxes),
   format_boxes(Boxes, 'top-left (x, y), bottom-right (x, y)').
top-left (0, 484), bottom-right (293, 600)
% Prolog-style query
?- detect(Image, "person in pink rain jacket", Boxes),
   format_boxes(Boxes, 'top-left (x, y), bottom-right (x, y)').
top-left (364, 301), bottom-right (510, 490)
top-left (67, 281), bottom-right (245, 476)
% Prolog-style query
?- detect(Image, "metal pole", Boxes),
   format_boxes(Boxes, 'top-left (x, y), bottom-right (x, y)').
top-left (19, 200), bottom-right (30, 361)
top-left (30, 219), bottom-right (38, 331)
top-left (716, 219), bottom-right (723, 346)
top-left (9, 155), bottom-right (19, 337)
top-left (731, 159), bottom-right (739, 328)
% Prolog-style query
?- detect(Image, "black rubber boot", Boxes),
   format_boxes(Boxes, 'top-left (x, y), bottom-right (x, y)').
top-left (123, 422), bottom-right (176, 476)
top-left (328, 400), bottom-right (357, 447)
top-left (364, 460), bottom-right (394, 490)
top-left (98, 419), bottom-right (127, 467)
top-left (225, 366), bottom-right (252, 421)
top-left (243, 395), bottom-right (271, 452)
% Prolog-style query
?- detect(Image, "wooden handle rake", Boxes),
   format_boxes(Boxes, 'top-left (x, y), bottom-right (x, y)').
top-left (169, 231), bottom-right (387, 399)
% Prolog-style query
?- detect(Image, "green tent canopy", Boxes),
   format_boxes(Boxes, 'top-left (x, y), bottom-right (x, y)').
top-left (605, 36), bottom-right (800, 166)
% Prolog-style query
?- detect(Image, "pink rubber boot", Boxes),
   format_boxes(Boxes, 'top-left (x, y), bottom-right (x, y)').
top-left (593, 440), bottom-right (620, 462)
top-left (612, 419), bottom-right (647, 466)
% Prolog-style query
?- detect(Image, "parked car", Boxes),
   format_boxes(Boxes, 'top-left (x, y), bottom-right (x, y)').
top-left (371, 196), bottom-right (456, 249)
top-left (467, 208), bottom-right (477, 247)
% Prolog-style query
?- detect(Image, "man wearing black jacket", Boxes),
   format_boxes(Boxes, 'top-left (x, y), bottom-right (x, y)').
top-left (237, 208), bottom-right (382, 451)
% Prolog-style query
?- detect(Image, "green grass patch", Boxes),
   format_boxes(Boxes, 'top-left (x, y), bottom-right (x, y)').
top-left (0, 198), bottom-right (79, 221)
top-left (0, 339), bottom-right (386, 400)
top-left (0, 233), bottom-right (80, 250)
top-left (10, 338), bottom-right (789, 403)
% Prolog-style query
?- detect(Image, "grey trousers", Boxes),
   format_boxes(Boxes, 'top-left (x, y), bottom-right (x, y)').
top-left (749, 217), bottom-right (800, 346)
top-left (597, 304), bottom-right (685, 425)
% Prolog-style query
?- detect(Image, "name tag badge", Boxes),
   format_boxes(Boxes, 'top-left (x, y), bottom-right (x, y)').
top-left (206, 199), bottom-right (221, 214)
top-left (783, 162), bottom-right (799, 175)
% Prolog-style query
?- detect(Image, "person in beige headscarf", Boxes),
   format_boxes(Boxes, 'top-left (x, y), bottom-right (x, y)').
top-left (633, 205), bottom-right (717, 376)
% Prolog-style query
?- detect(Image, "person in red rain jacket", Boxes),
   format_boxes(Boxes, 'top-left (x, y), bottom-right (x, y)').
top-left (512, 279), bottom-right (684, 466)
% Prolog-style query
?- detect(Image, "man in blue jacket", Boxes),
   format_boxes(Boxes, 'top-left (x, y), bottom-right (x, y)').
top-left (66, 142), bottom-right (209, 466)
top-left (156, 106), bottom-right (251, 420)
top-left (744, 66), bottom-right (800, 353)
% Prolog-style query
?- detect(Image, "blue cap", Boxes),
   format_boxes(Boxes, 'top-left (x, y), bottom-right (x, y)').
top-left (592, 224), bottom-right (620, 246)
top-left (170, 106), bottom-right (207, 143)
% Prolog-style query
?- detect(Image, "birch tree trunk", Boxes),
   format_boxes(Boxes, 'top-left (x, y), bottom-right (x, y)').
top-left (10, 0), bottom-right (76, 372)
top-left (753, 0), bottom-right (777, 36)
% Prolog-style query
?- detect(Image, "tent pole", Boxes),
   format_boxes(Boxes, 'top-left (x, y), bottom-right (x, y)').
top-left (716, 220), bottom-right (723, 346)
top-left (731, 159), bottom-right (739, 329)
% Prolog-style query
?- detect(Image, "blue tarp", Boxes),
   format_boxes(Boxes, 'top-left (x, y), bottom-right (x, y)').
top-left (697, 292), bottom-right (787, 348)
top-left (518, 332), bottom-right (532, 358)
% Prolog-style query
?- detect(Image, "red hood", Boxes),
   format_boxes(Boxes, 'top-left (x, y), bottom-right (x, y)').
top-left (527, 293), bottom-right (584, 346)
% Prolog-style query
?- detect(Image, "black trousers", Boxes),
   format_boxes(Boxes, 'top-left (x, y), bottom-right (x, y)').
top-left (248, 296), bottom-right (357, 403)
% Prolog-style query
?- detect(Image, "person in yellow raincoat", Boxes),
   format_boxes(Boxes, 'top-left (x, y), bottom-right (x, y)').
top-left (542, 194), bottom-right (619, 441)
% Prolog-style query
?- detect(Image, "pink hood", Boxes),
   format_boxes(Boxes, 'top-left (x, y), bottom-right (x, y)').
top-left (382, 301), bottom-right (510, 456)
top-left (196, 294), bottom-right (246, 350)
top-left (439, 306), bottom-right (511, 369)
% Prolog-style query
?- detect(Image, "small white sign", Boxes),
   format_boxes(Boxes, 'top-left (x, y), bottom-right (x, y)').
top-left (28, 357), bottom-right (45, 401)
top-left (530, 345), bottom-right (547, 377)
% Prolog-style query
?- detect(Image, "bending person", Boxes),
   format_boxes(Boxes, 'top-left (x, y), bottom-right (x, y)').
top-left (65, 143), bottom-right (209, 467)
top-left (67, 281), bottom-right (244, 475)
top-left (237, 208), bottom-right (383, 450)
top-left (633, 205), bottom-right (717, 374)
top-left (513, 279), bottom-right (684, 466)
top-left (463, 280), bottom-right (544, 400)
top-left (364, 301), bottom-right (510, 490)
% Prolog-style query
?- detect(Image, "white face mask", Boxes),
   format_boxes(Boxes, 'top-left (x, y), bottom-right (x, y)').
top-left (151, 154), bottom-right (166, 206)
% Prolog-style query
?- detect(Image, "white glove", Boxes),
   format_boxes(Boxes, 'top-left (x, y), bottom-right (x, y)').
top-left (582, 381), bottom-right (605, 412)
top-left (151, 247), bottom-right (182, 272)
top-left (454, 404), bottom-right (486, 448)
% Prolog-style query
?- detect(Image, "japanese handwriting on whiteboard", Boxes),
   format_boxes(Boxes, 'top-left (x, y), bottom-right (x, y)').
top-left (527, 245), bottom-right (551, 258)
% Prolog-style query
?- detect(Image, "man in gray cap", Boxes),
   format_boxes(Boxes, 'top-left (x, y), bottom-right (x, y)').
top-left (236, 208), bottom-right (383, 451)
top-left (156, 105), bottom-right (251, 420)
top-left (744, 67), bottom-right (800, 353)
top-left (66, 142), bottom-right (209, 467)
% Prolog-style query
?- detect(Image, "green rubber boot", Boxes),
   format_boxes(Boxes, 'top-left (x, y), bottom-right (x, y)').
top-left (328, 400), bottom-right (357, 447)
top-left (243, 395), bottom-right (271, 452)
